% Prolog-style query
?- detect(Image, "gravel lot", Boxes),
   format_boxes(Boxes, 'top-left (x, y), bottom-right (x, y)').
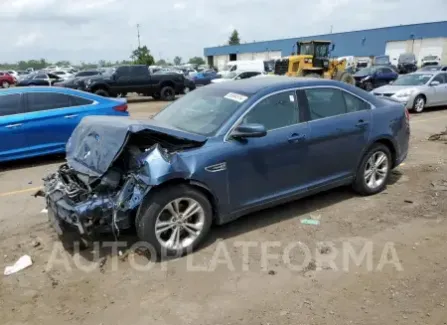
top-left (1, 98), bottom-right (446, 325)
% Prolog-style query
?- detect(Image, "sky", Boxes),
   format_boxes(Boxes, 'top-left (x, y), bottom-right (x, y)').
top-left (0, 0), bottom-right (446, 64)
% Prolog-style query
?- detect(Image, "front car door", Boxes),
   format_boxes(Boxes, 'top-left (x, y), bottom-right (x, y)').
top-left (226, 90), bottom-right (310, 210)
top-left (0, 93), bottom-right (26, 161)
top-left (301, 87), bottom-right (372, 189)
top-left (114, 66), bottom-right (133, 93)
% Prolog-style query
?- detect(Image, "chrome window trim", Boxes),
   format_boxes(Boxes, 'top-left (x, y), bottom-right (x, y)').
top-left (223, 85), bottom-right (376, 142)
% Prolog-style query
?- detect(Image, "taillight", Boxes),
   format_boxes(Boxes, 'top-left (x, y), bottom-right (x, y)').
top-left (114, 104), bottom-right (128, 112)
top-left (405, 108), bottom-right (410, 121)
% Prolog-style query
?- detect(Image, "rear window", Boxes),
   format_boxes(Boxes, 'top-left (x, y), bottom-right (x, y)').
top-left (0, 94), bottom-right (21, 116)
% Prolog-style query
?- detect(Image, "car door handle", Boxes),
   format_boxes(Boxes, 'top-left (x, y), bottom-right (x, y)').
top-left (5, 123), bottom-right (22, 128)
top-left (288, 133), bottom-right (306, 143)
top-left (356, 120), bottom-right (369, 128)
top-left (64, 114), bottom-right (78, 119)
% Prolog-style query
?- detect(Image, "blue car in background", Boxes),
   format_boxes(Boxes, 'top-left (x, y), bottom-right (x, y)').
top-left (0, 87), bottom-right (129, 162)
top-left (191, 70), bottom-right (221, 86)
top-left (354, 66), bottom-right (399, 91)
top-left (42, 77), bottom-right (409, 256)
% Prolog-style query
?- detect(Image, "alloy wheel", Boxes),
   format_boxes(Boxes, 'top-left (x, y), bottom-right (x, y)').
top-left (2, 81), bottom-right (9, 88)
top-left (414, 97), bottom-right (425, 113)
top-left (364, 151), bottom-right (389, 190)
top-left (155, 198), bottom-right (205, 250)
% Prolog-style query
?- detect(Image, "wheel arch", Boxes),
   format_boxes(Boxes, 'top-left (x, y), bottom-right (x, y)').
top-left (143, 178), bottom-right (220, 224)
top-left (362, 136), bottom-right (397, 169)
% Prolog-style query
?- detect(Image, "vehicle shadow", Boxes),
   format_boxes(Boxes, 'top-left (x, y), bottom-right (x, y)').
top-left (0, 154), bottom-right (65, 173)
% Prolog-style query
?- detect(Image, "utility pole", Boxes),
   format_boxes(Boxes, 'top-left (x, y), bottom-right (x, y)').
top-left (137, 24), bottom-right (141, 48)
top-left (330, 25), bottom-right (333, 34)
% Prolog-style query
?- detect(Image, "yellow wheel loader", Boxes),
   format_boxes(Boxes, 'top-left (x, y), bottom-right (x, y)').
top-left (274, 40), bottom-right (355, 85)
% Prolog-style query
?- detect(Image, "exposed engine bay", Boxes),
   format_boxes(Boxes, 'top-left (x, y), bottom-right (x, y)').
top-left (40, 116), bottom-right (206, 239)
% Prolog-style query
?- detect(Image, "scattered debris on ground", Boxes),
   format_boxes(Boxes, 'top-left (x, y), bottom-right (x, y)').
top-left (4, 255), bottom-right (33, 276)
top-left (428, 127), bottom-right (447, 142)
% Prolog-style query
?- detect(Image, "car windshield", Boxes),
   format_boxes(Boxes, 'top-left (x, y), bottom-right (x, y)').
top-left (153, 87), bottom-right (250, 136)
top-left (393, 74), bottom-right (433, 86)
top-left (419, 66), bottom-right (440, 71)
top-left (223, 64), bottom-right (234, 71)
top-left (375, 56), bottom-right (389, 65)
top-left (424, 55), bottom-right (437, 60)
top-left (356, 67), bottom-right (373, 75)
top-left (399, 54), bottom-right (415, 63)
top-left (224, 72), bottom-right (237, 79)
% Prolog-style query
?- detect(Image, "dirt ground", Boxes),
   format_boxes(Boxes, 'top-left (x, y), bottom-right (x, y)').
top-left (1, 100), bottom-right (447, 325)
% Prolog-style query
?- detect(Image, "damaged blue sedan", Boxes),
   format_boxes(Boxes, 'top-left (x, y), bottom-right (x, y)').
top-left (41, 77), bottom-right (410, 256)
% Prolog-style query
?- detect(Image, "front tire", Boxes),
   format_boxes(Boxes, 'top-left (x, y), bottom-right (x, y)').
top-left (412, 95), bottom-right (425, 113)
top-left (353, 144), bottom-right (392, 196)
top-left (364, 81), bottom-right (374, 91)
top-left (135, 185), bottom-right (213, 257)
top-left (94, 89), bottom-right (110, 97)
top-left (160, 86), bottom-right (175, 101)
top-left (2, 81), bottom-right (10, 88)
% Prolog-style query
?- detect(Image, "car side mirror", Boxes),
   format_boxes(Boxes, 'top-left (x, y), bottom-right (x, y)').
top-left (430, 81), bottom-right (440, 86)
top-left (231, 123), bottom-right (267, 139)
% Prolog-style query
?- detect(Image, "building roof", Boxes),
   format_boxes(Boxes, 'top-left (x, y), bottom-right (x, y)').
top-left (204, 21), bottom-right (447, 58)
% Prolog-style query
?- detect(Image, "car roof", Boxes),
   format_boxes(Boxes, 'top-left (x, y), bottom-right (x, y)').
top-left (0, 86), bottom-right (108, 101)
top-left (206, 75), bottom-right (353, 95)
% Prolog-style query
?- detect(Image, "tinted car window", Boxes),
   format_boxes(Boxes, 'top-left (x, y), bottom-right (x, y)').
top-left (244, 91), bottom-right (299, 130)
top-left (76, 71), bottom-right (99, 77)
top-left (26, 93), bottom-right (71, 112)
top-left (34, 73), bottom-right (47, 80)
top-left (305, 88), bottom-right (346, 120)
top-left (0, 94), bottom-right (21, 116)
top-left (130, 66), bottom-right (148, 76)
top-left (116, 66), bottom-right (131, 76)
top-left (343, 92), bottom-right (370, 113)
top-left (70, 96), bottom-right (93, 106)
top-left (432, 74), bottom-right (446, 84)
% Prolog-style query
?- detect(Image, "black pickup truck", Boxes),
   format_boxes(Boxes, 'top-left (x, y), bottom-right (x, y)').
top-left (82, 65), bottom-right (187, 100)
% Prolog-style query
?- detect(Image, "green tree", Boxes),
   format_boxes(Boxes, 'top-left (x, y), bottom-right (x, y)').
top-left (228, 29), bottom-right (240, 45)
top-left (156, 59), bottom-right (167, 66)
top-left (173, 56), bottom-right (182, 65)
top-left (188, 56), bottom-right (205, 66)
top-left (131, 45), bottom-right (155, 66)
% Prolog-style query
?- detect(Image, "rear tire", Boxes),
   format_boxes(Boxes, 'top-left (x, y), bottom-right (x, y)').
top-left (412, 95), bottom-right (425, 113)
top-left (135, 185), bottom-right (213, 257)
top-left (364, 81), bottom-right (374, 91)
top-left (160, 86), bottom-right (175, 101)
top-left (94, 89), bottom-right (109, 97)
top-left (353, 143), bottom-right (392, 196)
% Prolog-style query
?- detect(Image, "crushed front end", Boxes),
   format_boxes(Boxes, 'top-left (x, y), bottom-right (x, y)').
top-left (39, 116), bottom-right (206, 244)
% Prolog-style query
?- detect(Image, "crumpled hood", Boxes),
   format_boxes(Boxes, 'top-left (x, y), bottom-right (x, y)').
top-left (66, 116), bottom-right (207, 177)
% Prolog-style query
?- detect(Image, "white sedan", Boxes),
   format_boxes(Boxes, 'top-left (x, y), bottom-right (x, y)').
top-left (211, 71), bottom-right (263, 83)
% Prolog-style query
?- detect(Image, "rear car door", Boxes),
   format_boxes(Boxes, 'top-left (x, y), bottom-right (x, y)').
top-left (114, 66), bottom-right (133, 93)
top-left (227, 90), bottom-right (310, 210)
top-left (302, 87), bottom-right (372, 189)
top-left (0, 93), bottom-right (26, 161)
top-left (22, 92), bottom-right (95, 154)
top-left (129, 66), bottom-right (151, 93)
top-left (430, 73), bottom-right (447, 105)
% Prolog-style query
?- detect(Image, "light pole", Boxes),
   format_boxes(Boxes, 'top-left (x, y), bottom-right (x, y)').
top-left (137, 24), bottom-right (141, 49)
